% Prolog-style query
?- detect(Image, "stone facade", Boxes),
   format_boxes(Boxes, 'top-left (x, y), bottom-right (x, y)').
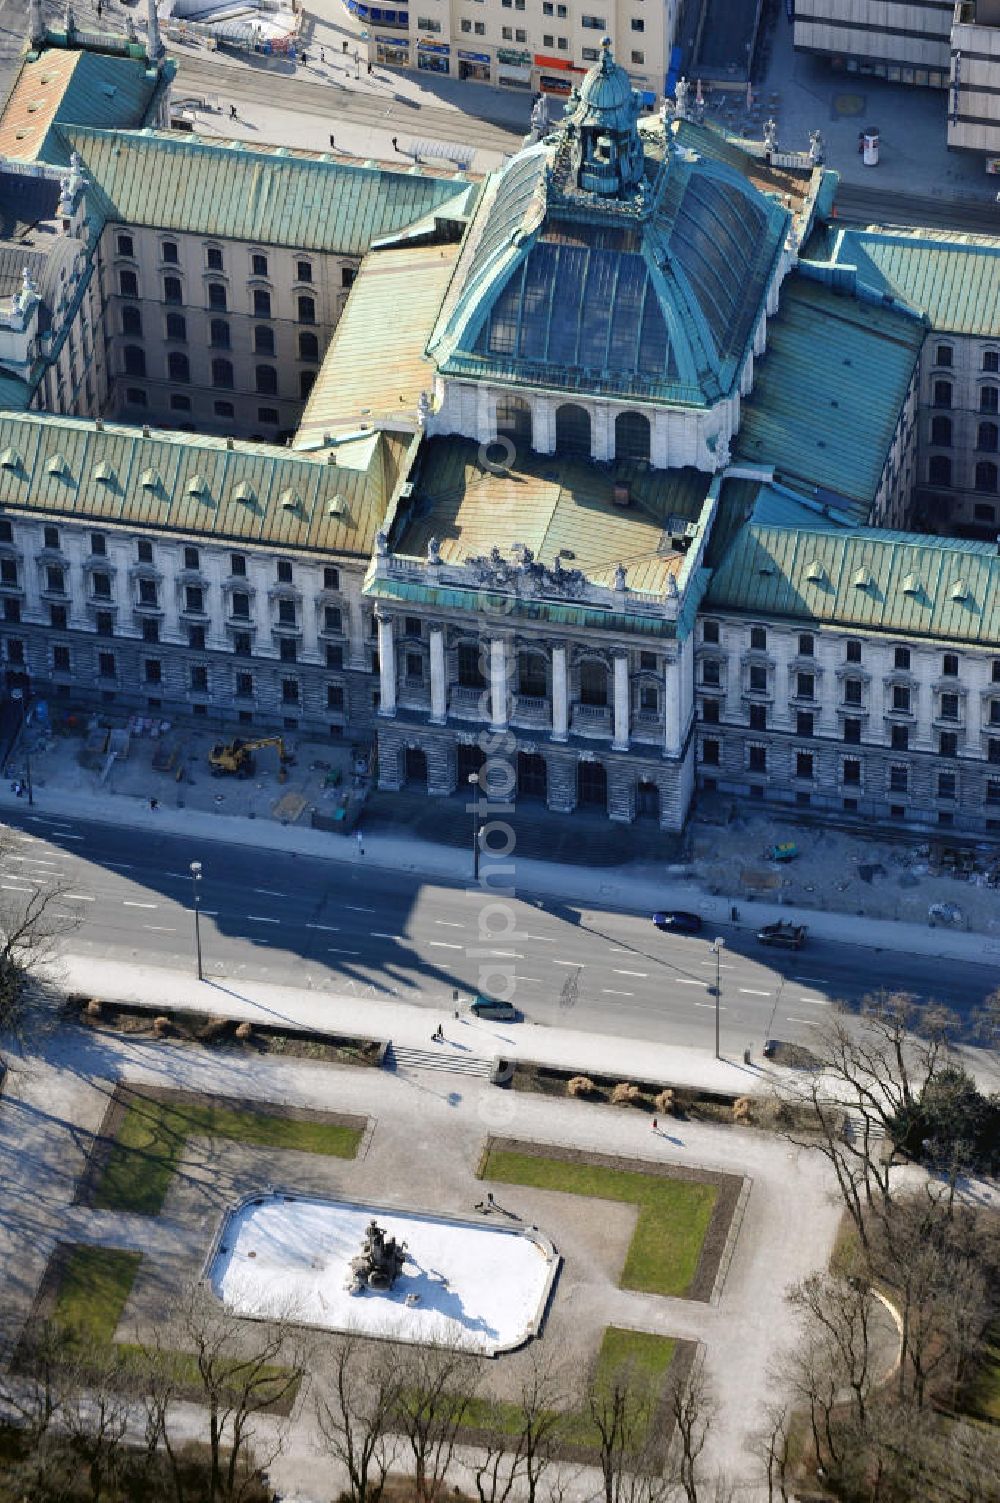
top-left (915, 329), bottom-right (1000, 537)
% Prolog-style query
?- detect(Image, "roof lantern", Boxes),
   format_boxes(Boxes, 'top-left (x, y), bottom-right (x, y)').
top-left (565, 36), bottom-right (644, 198)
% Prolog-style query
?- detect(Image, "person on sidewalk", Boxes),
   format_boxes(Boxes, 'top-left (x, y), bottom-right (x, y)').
top-left (229, 104), bottom-right (237, 120)
top-left (355, 828), bottom-right (364, 856)
top-left (652, 1117), bottom-right (658, 1133)
top-left (342, 38), bottom-right (348, 52)
top-left (432, 1023), bottom-right (444, 1042)
top-left (391, 135), bottom-right (399, 151)
top-left (329, 134), bottom-right (335, 149)
top-left (149, 797), bottom-right (159, 812)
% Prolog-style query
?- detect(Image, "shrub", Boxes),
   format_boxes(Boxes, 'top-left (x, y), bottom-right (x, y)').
top-left (567, 1075), bottom-right (596, 1098)
top-left (732, 1095), bottom-right (752, 1123)
top-left (152, 1015), bottom-right (173, 1037)
top-left (611, 1082), bottom-right (641, 1106)
top-left (654, 1088), bottom-right (675, 1115)
top-left (85, 997), bottom-right (103, 1019)
top-left (235, 1020), bottom-right (253, 1041)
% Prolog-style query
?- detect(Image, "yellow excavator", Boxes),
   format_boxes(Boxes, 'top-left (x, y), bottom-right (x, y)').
top-left (208, 736), bottom-right (293, 782)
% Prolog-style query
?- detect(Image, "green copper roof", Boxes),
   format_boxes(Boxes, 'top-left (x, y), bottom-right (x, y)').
top-left (805, 226), bottom-right (1000, 336)
top-left (736, 274), bottom-right (924, 507)
top-left (0, 48), bottom-right (164, 164)
top-left (0, 413), bottom-right (390, 557)
top-left (60, 127), bottom-right (473, 255)
top-left (429, 119), bottom-right (789, 407)
top-left (706, 522), bottom-right (1000, 646)
top-left (366, 575), bottom-right (682, 637)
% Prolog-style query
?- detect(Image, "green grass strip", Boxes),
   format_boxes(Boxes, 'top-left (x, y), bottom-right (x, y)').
top-left (456, 1326), bottom-right (677, 1451)
top-left (92, 1094), bottom-right (362, 1215)
top-left (480, 1148), bottom-right (717, 1297)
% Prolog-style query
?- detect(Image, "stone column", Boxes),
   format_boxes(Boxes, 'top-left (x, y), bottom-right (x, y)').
top-left (552, 645), bottom-right (568, 742)
top-left (612, 653), bottom-right (630, 750)
top-left (429, 626), bottom-right (446, 724)
top-left (490, 636), bottom-right (507, 729)
top-left (377, 613), bottom-right (396, 717)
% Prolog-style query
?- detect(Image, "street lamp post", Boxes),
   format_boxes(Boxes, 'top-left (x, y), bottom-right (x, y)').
top-left (712, 936), bottom-right (724, 1060)
top-left (190, 861), bottom-right (203, 980)
top-left (468, 770), bottom-right (481, 881)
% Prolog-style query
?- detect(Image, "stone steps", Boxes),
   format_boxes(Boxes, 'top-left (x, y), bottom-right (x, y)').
top-left (389, 1042), bottom-right (494, 1078)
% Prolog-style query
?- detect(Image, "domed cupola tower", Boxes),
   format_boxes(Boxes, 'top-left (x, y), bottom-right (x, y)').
top-left (565, 36), bottom-right (644, 198)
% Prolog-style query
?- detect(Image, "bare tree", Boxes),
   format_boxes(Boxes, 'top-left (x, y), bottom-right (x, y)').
top-left (751, 1401), bottom-right (792, 1503)
top-left (314, 1331), bottom-right (402, 1503)
top-left (586, 1356), bottom-right (660, 1503)
top-left (179, 1286), bottom-right (307, 1503)
top-left (393, 1339), bottom-right (484, 1503)
top-left (472, 1347), bottom-right (565, 1503)
top-left (61, 1347), bottom-right (131, 1503)
top-left (787, 1272), bottom-right (877, 1432)
top-left (0, 830), bottom-right (80, 1055)
top-left (667, 1368), bottom-right (713, 1503)
top-left (0, 1317), bottom-right (77, 1500)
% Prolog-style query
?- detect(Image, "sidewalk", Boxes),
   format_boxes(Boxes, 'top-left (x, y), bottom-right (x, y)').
top-left (4, 776), bottom-right (998, 971)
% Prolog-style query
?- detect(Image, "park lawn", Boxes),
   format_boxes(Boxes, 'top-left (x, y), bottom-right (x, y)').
top-left (479, 1147), bottom-right (717, 1297)
top-left (45, 1245), bottom-right (299, 1412)
top-left (461, 1326), bottom-right (677, 1451)
top-left (92, 1092), bottom-right (362, 1215)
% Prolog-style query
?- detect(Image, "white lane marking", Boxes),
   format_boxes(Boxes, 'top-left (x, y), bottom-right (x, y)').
top-left (306, 923), bottom-right (340, 932)
top-left (370, 930), bottom-right (395, 939)
top-left (107, 861), bottom-right (134, 871)
top-left (483, 950), bottom-right (522, 958)
top-left (609, 947), bottom-right (633, 954)
top-left (247, 915), bottom-right (280, 924)
top-left (694, 1001), bottom-right (727, 1010)
top-left (524, 934), bottom-right (557, 943)
top-left (518, 976), bottom-right (544, 983)
top-left (434, 920), bottom-right (465, 929)
top-left (429, 941), bottom-right (463, 950)
top-left (798, 996), bottom-right (829, 1006)
top-left (254, 887), bottom-right (286, 897)
top-left (64, 892), bottom-right (95, 902)
top-left (786, 1016), bottom-right (820, 1026)
top-left (602, 988), bottom-right (634, 997)
top-left (739, 988), bottom-right (772, 997)
top-left (698, 960), bottom-right (735, 970)
top-left (327, 947), bottom-right (361, 956)
top-left (59, 834), bottom-right (84, 841)
top-left (345, 904), bottom-right (376, 913)
top-left (794, 975), bottom-right (830, 984)
top-left (143, 925), bottom-right (176, 933)
top-left (202, 910), bottom-right (219, 917)
top-left (123, 900), bottom-right (157, 909)
top-left (553, 959), bottom-right (582, 967)
top-left (674, 978), bottom-right (705, 987)
top-left (0, 883), bottom-right (33, 891)
top-left (164, 872), bottom-right (191, 880)
top-left (614, 969), bottom-right (648, 978)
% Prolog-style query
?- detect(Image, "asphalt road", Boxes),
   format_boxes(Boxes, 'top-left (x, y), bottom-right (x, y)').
top-left (1, 810), bottom-right (996, 1055)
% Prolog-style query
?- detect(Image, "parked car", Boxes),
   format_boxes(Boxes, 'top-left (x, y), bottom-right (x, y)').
top-left (470, 995), bottom-right (519, 1020)
top-left (756, 921), bottom-right (808, 950)
top-left (652, 910), bottom-right (703, 934)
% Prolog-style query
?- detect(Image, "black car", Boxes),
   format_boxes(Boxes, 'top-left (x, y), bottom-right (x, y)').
top-left (470, 995), bottom-right (519, 1021)
top-left (652, 910), bottom-right (703, 935)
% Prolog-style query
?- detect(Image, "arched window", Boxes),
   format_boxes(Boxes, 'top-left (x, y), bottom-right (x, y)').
top-left (121, 305), bottom-right (142, 337)
top-left (168, 351), bottom-right (190, 383)
top-left (933, 380), bottom-right (952, 409)
top-left (978, 422), bottom-right (998, 452)
top-left (976, 461), bottom-right (998, 493)
top-left (254, 325), bottom-right (275, 356)
top-left (928, 454), bottom-right (952, 486)
top-left (496, 395), bottom-right (532, 451)
top-left (166, 312), bottom-right (186, 341)
top-left (615, 410), bottom-right (650, 461)
top-left (930, 415), bottom-right (951, 447)
top-left (207, 283), bottom-right (227, 311)
top-left (298, 331), bottom-right (319, 361)
top-left (210, 319), bottom-right (230, 348)
top-left (163, 276), bottom-right (182, 305)
top-left (123, 345), bottom-right (145, 377)
top-left (255, 364), bottom-right (277, 396)
top-left (982, 384), bottom-right (1000, 415)
top-left (253, 288), bottom-right (271, 318)
top-left (299, 369), bottom-right (316, 400)
top-left (297, 294), bottom-right (315, 324)
top-left (212, 358), bottom-right (234, 390)
top-left (555, 403), bottom-right (591, 457)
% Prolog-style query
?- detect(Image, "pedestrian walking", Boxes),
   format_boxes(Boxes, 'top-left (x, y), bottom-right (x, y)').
top-left (486, 1192), bottom-right (495, 1206)
top-left (149, 797), bottom-right (159, 812)
top-left (391, 135), bottom-right (399, 151)
top-left (367, 60), bottom-right (372, 74)
top-left (329, 133), bottom-right (335, 149)
top-left (319, 46), bottom-right (325, 62)
top-left (652, 1117), bottom-right (658, 1133)
top-left (355, 828), bottom-right (364, 856)
top-left (229, 104), bottom-right (237, 120)
top-left (301, 50), bottom-right (309, 64)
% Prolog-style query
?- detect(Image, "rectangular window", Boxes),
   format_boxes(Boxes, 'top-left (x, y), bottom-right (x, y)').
top-left (844, 678), bottom-right (862, 706)
top-left (581, 12), bottom-right (606, 23)
top-left (98, 651), bottom-right (116, 678)
top-left (796, 712), bottom-right (813, 738)
top-left (233, 632), bottom-right (252, 657)
top-left (325, 606), bottom-right (343, 633)
top-left (942, 653), bottom-right (958, 676)
top-left (702, 660), bottom-right (720, 687)
top-left (323, 566), bottom-right (340, 590)
top-left (631, 15), bottom-right (644, 27)
top-left (0, 558), bottom-right (16, 585)
top-left (749, 665), bottom-right (767, 691)
top-left (892, 685), bottom-right (910, 713)
top-left (701, 699), bottom-right (720, 725)
top-left (5, 632), bottom-right (22, 656)
top-left (750, 625), bottom-right (767, 650)
top-left (842, 758), bottom-right (861, 786)
top-left (190, 665), bottom-right (208, 692)
top-left (92, 572), bottom-right (111, 599)
top-left (795, 753), bottom-right (813, 780)
top-left (939, 693), bottom-right (959, 721)
top-left (891, 725), bottom-right (909, 751)
top-left (281, 677), bottom-right (299, 705)
top-left (50, 605), bottom-right (67, 630)
top-left (406, 652), bottom-right (423, 680)
top-left (138, 579), bottom-right (158, 606)
top-left (277, 560), bottom-right (293, 584)
top-left (702, 620), bottom-right (720, 643)
top-left (278, 599), bottom-right (297, 626)
top-left (44, 525), bottom-right (60, 550)
top-left (326, 644), bottom-right (343, 669)
top-left (701, 738), bottom-right (720, 766)
top-left (749, 704), bottom-right (767, 731)
top-left (142, 619), bottom-right (159, 644)
top-left (889, 765), bottom-right (908, 793)
top-left (251, 253), bottom-right (268, 277)
top-left (46, 566), bottom-right (65, 593)
top-left (843, 718), bottom-right (861, 744)
top-left (296, 260), bottom-right (312, 283)
top-left (796, 672), bottom-right (814, 700)
top-left (96, 611), bottom-right (114, 637)
top-left (184, 546), bottom-right (200, 570)
top-left (937, 772), bottom-right (956, 800)
top-left (231, 592), bottom-right (250, 620)
top-left (137, 540), bottom-right (153, 563)
top-left (894, 646), bottom-right (911, 670)
top-left (988, 780), bottom-right (1000, 804)
top-left (3, 598), bottom-right (21, 622)
top-left (939, 731), bottom-right (958, 758)
top-left (235, 672), bottom-right (253, 698)
top-left (846, 639), bottom-right (862, 663)
top-left (144, 659), bottom-right (162, 684)
top-left (797, 633), bottom-right (814, 657)
top-left (90, 533), bottom-right (106, 557)
top-left (748, 745), bottom-right (766, 773)
top-left (185, 586), bottom-right (203, 614)
top-left (230, 553), bottom-right (247, 578)
top-left (327, 684), bottom-right (345, 710)
top-left (117, 233), bottom-right (134, 258)
top-left (53, 645), bottom-right (70, 673)
top-left (630, 49), bottom-right (643, 62)
top-left (189, 626), bottom-right (205, 651)
top-left (207, 246), bottom-right (224, 270)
